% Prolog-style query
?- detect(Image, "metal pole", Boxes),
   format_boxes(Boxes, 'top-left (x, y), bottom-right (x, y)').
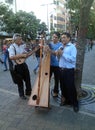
top-left (41, 3), bottom-right (54, 33)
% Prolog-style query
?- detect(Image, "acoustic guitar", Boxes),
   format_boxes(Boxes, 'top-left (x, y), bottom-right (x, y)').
top-left (15, 45), bottom-right (40, 64)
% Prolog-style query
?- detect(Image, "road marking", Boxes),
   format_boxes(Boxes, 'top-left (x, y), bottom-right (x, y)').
top-left (0, 88), bottom-right (18, 96)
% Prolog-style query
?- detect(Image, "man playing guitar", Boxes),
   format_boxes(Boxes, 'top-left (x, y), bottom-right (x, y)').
top-left (8, 33), bottom-right (33, 100)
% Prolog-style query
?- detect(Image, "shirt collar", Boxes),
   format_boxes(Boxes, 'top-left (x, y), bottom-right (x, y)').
top-left (65, 42), bottom-right (72, 46)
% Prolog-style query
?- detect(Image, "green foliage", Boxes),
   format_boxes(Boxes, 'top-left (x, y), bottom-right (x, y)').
top-left (66, 0), bottom-right (80, 35)
top-left (86, 4), bottom-right (95, 39)
top-left (66, 0), bottom-right (80, 10)
top-left (38, 22), bottom-right (48, 32)
top-left (0, 3), bottom-right (47, 40)
top-left (67, 0), bottom-right (95, 38)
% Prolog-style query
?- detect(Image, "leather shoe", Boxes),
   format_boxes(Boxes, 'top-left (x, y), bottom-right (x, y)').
top-left (73, 105), bottom-right (79, 112)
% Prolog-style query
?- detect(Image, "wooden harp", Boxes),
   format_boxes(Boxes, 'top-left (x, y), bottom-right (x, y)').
top-left (28, 37), bottom-right (50, 108)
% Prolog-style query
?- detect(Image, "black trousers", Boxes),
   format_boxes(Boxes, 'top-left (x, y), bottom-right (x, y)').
top-left (15, 63), bottom-right (32, 96)
top-left (50, 66), bottom-right (60, 94)
top-left (59, 68), bottom-right (78, 106)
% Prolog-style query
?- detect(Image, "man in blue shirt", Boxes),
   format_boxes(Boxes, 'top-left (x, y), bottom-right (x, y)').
top-left (49, 32), bottom-right (62, 97)
top-left (56, 32), bottom-right (79, 112)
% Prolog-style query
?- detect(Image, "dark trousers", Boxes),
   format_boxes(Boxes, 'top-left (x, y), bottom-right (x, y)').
top-left (50, 66), bottom-right (60, 94)
top-left (15, 63), bottom-right (32, 96)
top-left (59, 68), bottom-right (78, 106)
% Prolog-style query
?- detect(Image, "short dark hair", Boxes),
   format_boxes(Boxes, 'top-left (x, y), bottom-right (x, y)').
top-left (53, 31), bottom-right (60, 38)
top-left (61, 32), bottom-right (71, 40)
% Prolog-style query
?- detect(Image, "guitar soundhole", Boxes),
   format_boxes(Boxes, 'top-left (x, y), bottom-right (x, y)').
top-left (45, 72), bottom-right (48, 75)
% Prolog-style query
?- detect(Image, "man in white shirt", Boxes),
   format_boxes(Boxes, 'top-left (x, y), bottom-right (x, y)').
top-left (8, 34), bottom-right (32, 100)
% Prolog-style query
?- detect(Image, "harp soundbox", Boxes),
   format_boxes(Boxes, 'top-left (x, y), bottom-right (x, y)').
top-left (28, 52), bottom-right (50, 108)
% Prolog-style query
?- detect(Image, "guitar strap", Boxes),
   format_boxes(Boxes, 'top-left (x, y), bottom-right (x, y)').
top-left (8, 45), bottom-right (22, 84)
top-left (8, 45), bottom-right (16, 70)
top-left (12, 45), bottom-right (17, 65)
top-left (13, 45), bottom-right (16, 55)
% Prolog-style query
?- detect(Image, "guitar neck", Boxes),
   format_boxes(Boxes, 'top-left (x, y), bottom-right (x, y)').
top-left (27, 46), bottom-right (40, 57)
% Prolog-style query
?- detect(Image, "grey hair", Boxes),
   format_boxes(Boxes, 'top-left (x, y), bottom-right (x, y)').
top-left (13, 33), bottom-right (21, 41)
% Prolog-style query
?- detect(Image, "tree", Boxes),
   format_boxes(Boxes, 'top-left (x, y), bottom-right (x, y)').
top-left (0, 3), bottom-right (47, 40)
top-left (0, 2), bottom-right (13, 31)
top-left (11, 11), bottom-right (40, 39)
top-left (67, 0), bottom-right (94, 97)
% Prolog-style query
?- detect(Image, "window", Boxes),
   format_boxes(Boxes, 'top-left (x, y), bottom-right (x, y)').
top-left (5, 0), bottom-right (13, 4)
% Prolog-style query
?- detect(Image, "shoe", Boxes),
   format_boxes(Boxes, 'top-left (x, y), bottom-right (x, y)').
top-left (60, 96), bottom-right (66, 106)
top-left (60, 101), bottom-right (67, 106)
top-left (0, 61), bottom-right (3, 64)
top-left (73, 105), bottom-right (79, 112)
top-left (52, 92), bottom-right (58, 97)
top-left (20, 96), bottom-right (27, 100)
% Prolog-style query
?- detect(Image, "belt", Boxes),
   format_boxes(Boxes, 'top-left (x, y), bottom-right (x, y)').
top-left (59, 67), bottom-right (74, 71)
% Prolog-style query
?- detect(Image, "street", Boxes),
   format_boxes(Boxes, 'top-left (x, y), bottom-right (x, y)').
top-left (0, 45), bottom-right (95, 130)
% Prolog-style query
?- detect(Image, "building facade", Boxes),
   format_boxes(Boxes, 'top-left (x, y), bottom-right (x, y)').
top-left (49, 0), bottom-right (70, 32)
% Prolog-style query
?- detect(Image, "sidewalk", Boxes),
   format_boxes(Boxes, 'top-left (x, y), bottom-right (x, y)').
top-left (0, 85), bottom-right (95, 130)
top-left (0, 45), bottom-right (95, 130)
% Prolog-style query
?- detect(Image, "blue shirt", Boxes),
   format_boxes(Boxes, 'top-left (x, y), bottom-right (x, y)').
top-left (49, 42), bottom-right (62, 66)
top-left (59, 42), bottom-right (77, 68)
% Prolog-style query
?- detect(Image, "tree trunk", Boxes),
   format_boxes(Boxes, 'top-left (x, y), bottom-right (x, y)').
top-left (75, 0), bottom-right (94, 97)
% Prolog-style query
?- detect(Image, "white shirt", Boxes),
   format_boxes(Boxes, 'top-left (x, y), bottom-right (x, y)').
top-left (9, 43), bottom-right (26, 57)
